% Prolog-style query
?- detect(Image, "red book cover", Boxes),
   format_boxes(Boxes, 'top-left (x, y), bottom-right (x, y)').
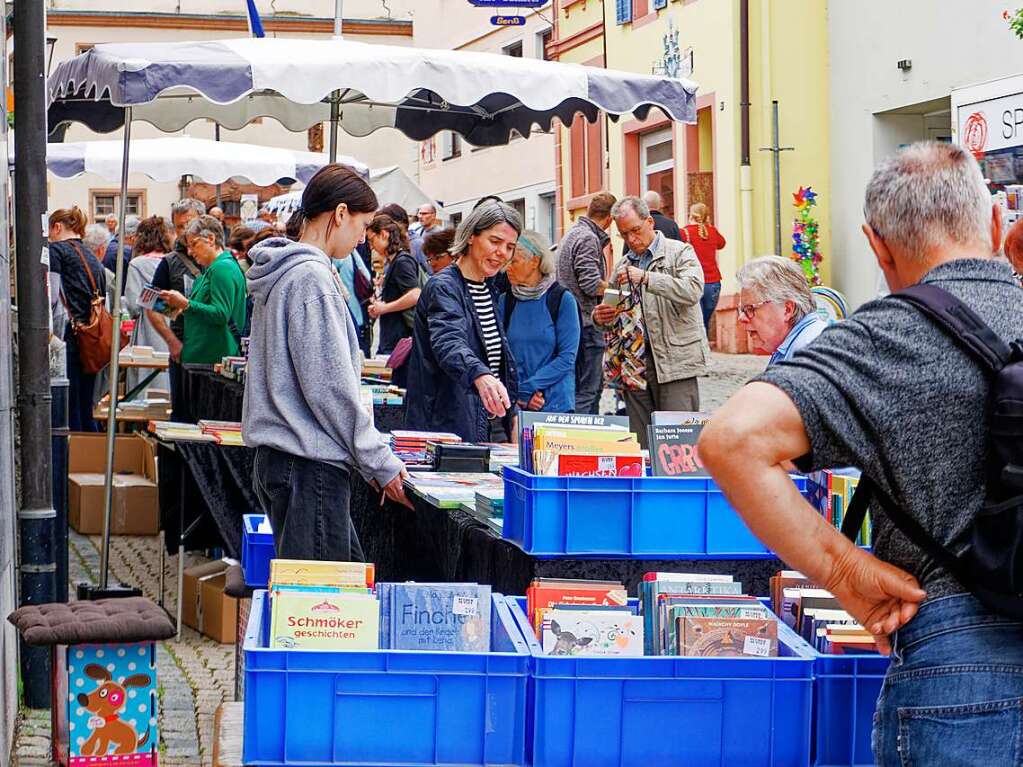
top-left (557, 454), bottom-right (644, 477)
top-left (527, 585), bottom-right (628, 633)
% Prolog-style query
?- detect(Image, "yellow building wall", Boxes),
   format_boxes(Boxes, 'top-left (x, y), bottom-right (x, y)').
top-left (597, 0), bottom-right (831, 291)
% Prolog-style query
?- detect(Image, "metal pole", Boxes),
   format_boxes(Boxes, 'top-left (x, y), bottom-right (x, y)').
top-left (771, 100), bottom-right (781, 257)
top-left (14, 0), bottom-right (56, 708)
top-left (214, 123), bottom-right (222, 209)
top-left (99, 109), bottom-right (132, 590)
top-left (334, 0), bottom-right (343, 38)
top-left (329, 96), bottom-right (340, 163)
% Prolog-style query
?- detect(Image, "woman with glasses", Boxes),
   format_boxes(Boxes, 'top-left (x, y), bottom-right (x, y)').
top-left (404, 201), bottom-right (522, 442)
top-left (735, 256), bottom-right (828, 364)
top-left (422, 227), bottom-right (457, 272)
top-left (499, 230), bottom-right (580, 414)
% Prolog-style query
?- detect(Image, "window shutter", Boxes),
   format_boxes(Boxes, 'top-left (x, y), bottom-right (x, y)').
top-left (616, 0), bottom-right (632, 24)
top-left (653, 0), bottom-right (667, 9)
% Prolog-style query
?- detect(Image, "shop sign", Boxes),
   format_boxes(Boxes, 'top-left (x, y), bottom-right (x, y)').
top-left (958, 90), bottom-right (1023, 155)
top-left (469, 0), bottom-right (546, 6)
top-left (491, 15), bottom-right (527, 26)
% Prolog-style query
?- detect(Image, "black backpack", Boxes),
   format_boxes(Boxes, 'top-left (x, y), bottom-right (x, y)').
top-left (841, 283), bottom-right (1023, 618)
top-left (502, 283), bottom-right (576, 329)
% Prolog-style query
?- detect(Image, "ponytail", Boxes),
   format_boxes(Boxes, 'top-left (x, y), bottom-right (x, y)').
top-left (49, 206), bottom-right (87, 238)
top-left (688, 202), bottom-right (709, 240)
top-left (299, 163), bottom-right (378, 238)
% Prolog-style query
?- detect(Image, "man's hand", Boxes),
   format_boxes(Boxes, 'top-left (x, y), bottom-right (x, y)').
top-left (592, 303), bottom-right (617, 326)
top-left (618, 266), bottom-right (645, 286)
top-left (167, 336), bottom-right (183, 363)
top-left (824, 545), bottom-right (926, 654)
top-left (367, 300), bottom-right (386, 319)
top-left (526, 391), bottom-right (545, 411)
top-left (382, 469), bottom-right (413, 509)
top-left (159, 289), bottom-right (189, 311)
top-left (474, 373), bottom-right (510, 418)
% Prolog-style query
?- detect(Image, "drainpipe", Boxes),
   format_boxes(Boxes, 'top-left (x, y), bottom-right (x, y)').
top-left (738, 0), bottom-right (754, 266)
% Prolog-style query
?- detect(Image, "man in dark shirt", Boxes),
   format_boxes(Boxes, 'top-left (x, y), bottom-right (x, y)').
top-left (700, 142), bottom-right (1023, 765)
top-left (643, 190), bottom-right (682, 241)
top-left (103, 214), bottom-right (139, 288)
top-left (149, 198), bottom-right (205, 420)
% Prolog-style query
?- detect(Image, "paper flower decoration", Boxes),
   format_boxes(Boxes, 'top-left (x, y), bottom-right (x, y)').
top-left (791, 185), bottom-right (822, 286)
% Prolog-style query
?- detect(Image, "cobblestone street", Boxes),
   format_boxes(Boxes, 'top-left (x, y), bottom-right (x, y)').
top-left (10, 352), bottom-right (765, 766)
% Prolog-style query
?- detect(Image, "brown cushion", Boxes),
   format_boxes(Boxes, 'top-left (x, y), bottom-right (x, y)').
top-left (223, 564), bottom-right (253, 600)
top-left (8, 598), bottom-right (176, 646)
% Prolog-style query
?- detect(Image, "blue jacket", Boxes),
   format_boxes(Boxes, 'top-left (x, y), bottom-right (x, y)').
top-left (498, 287), bottom-right (579, 413)
top-left (404, 265), bottom-right (519, 442)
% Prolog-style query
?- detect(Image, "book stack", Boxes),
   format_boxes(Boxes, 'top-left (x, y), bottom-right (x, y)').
top-left (475, 488), bottom-right (503, 520)
top-left (362, 355), bottom-right (392, 382)
top-left (389, 430), bottom-right (462, 467)
top-left (112, 397), bottom-right (172, 419)
top-left (219, 356), bottom-right (248, 383)
top-left (149, 421), bottom-right (216, 442)
top-left (377, 582), bottom-right (491, 652)
top-left (403, 471), bottom-right (504, 508)
top-left (640, 572), bottom-right (778, 658)
top-left (481, 443), bottom-right (518, 472)
top-left (771, 571), bottom-right (875, 654)
top-left (198, 419), bottom-right (244, 446)
top-left (806, 469), bottom-right (870, 545)
top-left (119, 345), bottom-right (170, 364)
top-left (268, 559), bottom-right (378, 650)
top-left (519, 413), bottom-right (642, 476)
top-left (525, 578), bottom-right (640, 657)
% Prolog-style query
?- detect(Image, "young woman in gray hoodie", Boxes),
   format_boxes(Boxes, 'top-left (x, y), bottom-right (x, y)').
top-left (243, 164), bottom-right (411, 562)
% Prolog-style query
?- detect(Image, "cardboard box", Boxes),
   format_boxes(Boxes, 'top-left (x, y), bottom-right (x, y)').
top-left (182, 560), bottom-right (238, 644)
top-left (53, 641), bottom-right (159, 767)
top-left (68, 433), bottom-right (159, 536)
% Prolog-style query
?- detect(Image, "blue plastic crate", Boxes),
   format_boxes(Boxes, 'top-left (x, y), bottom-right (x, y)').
top-left (502, 466), bottom-right (807, 558)
top-left (505, 596), bottom-right (815, 767)
top-left (243, 590), bottom-right (531, 766)
top-left (813, 653), bottom-right (889, 766)
top-left (241, 514), bottom-right (274, 588)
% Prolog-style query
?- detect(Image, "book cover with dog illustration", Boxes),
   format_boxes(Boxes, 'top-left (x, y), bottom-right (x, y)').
top-left (55, 641), bottom-right (159, 767)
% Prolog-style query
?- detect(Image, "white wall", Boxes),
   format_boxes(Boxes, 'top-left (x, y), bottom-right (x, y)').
top-left (47, 0), bottom-right (418, 20)
top-left (413, 3), bottom-right (555, 231)
top-left (829, 0), bottom-right (1023, 308)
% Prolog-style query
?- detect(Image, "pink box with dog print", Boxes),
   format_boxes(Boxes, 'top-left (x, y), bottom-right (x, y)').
top-left (52, 642), bottom-right (159, 767)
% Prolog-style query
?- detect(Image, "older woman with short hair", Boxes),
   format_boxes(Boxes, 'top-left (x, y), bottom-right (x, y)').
top-left (736, 255), bottom-right (828, 364)
top-left (499, 230), bottom-right (580, 413)
top-left (404, 200), bottom-right (522, 442)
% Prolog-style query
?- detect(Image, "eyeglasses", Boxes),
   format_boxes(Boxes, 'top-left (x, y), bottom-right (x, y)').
top-left (736, 301), bottom-right (770, 320)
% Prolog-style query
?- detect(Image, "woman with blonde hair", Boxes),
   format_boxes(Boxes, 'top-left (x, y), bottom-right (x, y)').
top-left (682, 202), bottom-right (727, 328)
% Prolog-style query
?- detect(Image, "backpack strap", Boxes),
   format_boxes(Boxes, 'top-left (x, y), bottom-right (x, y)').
top-left (545, 283), bottom-right (565, 326)
top-left (503, 293), bottom-right (517, 328)
top-left (892, 283), bottom-right (1011, 373)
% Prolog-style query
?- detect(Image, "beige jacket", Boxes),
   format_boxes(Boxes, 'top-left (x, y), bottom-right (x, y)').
top-left (597, 233), bottom-right (710, 383)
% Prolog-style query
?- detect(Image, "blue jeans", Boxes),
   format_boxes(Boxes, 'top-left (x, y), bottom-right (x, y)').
top-left (700, 281), bottom-right (722, 329)
top-left (874, 593), bottom-right (1023, 766)
top-left (252, 445), bottom-right (363, 562)
top-left (65, 328), bottom-right (98, 432)
top-left (574, 324), bottom-right (605, 414)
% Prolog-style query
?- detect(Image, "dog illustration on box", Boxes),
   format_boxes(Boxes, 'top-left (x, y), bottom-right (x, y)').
top-left (76, 664), bottom-right (152, 755)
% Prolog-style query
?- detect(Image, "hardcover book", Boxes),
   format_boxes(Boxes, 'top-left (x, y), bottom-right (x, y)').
top-left (390, 584), bottom-right (492, 652)
top-left (648, 424), bottom-right (709, 477)
top-left (270, 591), bottom-right (379, 650)
top-left (557, 454), bottom-right (644, 477)
top-left (681, 616), bottom-right (778, 658)
top-left (541, 610), bottom-right (643, 657)
top-left (269, 559), bottom-right (375, 589)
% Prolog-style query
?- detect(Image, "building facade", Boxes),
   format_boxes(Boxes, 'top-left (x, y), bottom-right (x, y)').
top-left (550, 0), bottom-right (831, 342)
top-left (41, 0), bottom-right (421, 224)
top-left (829, 0), bottom-right (1022, 309)
top-left (414, 3), bottom-right (556, 240)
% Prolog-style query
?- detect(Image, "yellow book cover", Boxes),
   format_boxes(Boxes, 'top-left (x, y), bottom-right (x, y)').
top-left (533, 436), bottom-right (642, 475)
top-left (269, 559), bottom-right (375, 589)
top-left (533, 426), bottom-right (638, 449)
top-left (270, 591), bottom-right (380, 650)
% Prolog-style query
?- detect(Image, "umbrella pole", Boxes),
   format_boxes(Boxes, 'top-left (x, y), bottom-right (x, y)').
top-left (99, 107), bottom-right (132, 591)
top-left (329, 94), bottom-right (340, 163)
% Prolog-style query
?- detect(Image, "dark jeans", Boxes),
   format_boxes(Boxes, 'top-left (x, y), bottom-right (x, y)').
top-left (168, 358), bottom-right (186, 423)
top-left (874, 593), bottom-right (1023, 765)
top-left (252, 445), bottom-right (364, 562)
top-left (66, 329), bottom-right (97, 432)
top-left (575, 324), bottom-right (605, 415)
top-left (700, 281), bottom-right (722, 329)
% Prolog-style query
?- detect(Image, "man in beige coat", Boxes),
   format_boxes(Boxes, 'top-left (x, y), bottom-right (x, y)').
top-left (593, 196), bottom-right (708, 446)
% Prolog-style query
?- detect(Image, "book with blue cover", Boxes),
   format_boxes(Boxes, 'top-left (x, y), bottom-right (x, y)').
top-left (390, 583), bottom-right (491, 652)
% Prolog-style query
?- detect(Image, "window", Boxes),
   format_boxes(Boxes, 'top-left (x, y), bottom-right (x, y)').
top-left (441, 131), bottom-right (462, 160)
top-left (632, 0), bottom-right (649, 18)
top-left (615, 0), bottom-right (632, 24)
top-left (509, 198), bottom-right (527, 226)
top-left (538, 28), bottom-right (553, 60)
top-left (539, 192), bottom-right (556, 244)
top-left (449, 211), bottom-right (463, 229)
top-left (652, 0), bottom-right (667, 9)
top-left (503, 41), bottom-right (523, 58)
top-left (569, 114), bottom-right (604, 199)
top-left (222, 200), bottom-right (241, 219)
top-left (75, 43), bottom-right (95, 55)
top-left (640, 127), bottom-right (674, 218)
top-left (90, 190), bottom-right (144, 222)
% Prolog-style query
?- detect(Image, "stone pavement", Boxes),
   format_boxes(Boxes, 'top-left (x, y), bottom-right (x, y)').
top-left (11, 352), bottom-right (765, 766)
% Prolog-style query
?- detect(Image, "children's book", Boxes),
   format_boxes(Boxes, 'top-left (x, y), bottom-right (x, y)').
top-left (390, 584), bottom-right (491, 652)
top-left (542, 610), bottom-right (643, 657)
top-left (270, 591), bottom-right (379, 650)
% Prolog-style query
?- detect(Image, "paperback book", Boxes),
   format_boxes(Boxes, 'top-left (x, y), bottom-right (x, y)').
top-left (541, 609), bottom-right (643, 657)
top-left (388, 583), bottom-right (491, 652)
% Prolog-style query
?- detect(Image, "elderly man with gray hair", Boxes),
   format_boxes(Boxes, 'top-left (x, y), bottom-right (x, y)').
top-left (593, 195), bottom-right (706, 447)
top-left (735, 255), bottom-right (828, 364)
top-left (102, 213), bottom-right (139, 279)
top-left (701, 141), bottom-right (1023, 765)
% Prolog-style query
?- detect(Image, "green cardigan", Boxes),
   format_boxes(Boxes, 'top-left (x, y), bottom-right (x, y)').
top-left (181, 251), bottom-right (247, 364)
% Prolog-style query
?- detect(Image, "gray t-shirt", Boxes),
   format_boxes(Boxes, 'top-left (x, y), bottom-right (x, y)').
top-left (759, 258), bottom-right (1023, 599)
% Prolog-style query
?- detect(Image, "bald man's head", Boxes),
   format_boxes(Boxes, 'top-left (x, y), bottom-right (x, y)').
top-left (643, 190), bottom-right (663, 213)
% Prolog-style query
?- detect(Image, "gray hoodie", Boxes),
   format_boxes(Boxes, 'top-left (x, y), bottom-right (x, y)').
top-left (242, 237), bottom-right (403, 487)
